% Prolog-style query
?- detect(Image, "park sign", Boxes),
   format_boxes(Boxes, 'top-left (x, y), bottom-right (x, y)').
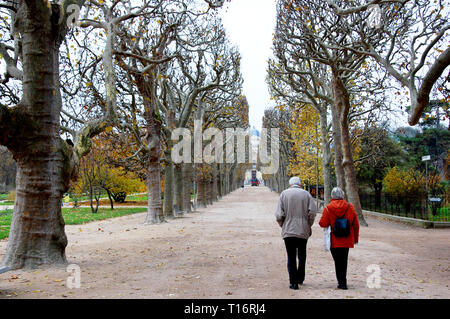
top-left (429, 198), bottom-right (442, 202)
top-left (422, 155), bottom-right (431, 161)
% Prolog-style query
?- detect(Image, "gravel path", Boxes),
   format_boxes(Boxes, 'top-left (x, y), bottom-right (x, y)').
top-left (0, 186), bottom-right (448, 299)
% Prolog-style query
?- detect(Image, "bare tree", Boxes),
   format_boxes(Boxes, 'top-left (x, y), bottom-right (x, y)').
top-left (326, 0), bottom-right (449, 125)
top-left (271, 0), bottom-right (401, 225)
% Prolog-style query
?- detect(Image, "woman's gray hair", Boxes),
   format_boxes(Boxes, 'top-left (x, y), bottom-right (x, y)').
top-left (331, 187), bottom-right (345, 199)
top-left (289, 176), bottom-right (301, 186)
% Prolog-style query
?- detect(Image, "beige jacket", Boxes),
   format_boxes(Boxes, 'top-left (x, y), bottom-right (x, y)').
top-left (275, 185), bottom-right (317, 239)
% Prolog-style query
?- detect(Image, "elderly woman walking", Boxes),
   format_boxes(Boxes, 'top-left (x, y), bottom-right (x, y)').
top-left (319, 187), bottom-right (359, 290)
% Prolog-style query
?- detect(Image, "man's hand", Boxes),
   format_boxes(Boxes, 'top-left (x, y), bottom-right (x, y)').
top-left (277, 218), bottom-right (284, 227)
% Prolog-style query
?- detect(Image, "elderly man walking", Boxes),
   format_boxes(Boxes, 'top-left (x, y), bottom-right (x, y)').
top-left (275, 177), bottom-right (318, 290)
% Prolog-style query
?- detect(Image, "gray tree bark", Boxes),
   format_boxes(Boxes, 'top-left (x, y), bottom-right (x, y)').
top-left (173, 163), bottom-right (184, 214)
top-left (182, 163), bottom-right (193, 213)
top-left (332, 74), bottom-right (368, 226)
top-left (330, 101), bottom-right (346, 192)
top-left (163, 158), bottom-right (174, 218)
top-left (319, 110), bottom-right (332, 205)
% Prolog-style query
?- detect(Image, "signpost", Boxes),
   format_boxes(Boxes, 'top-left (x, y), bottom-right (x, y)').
top-left (422, 155), bottom-right (431, 217)
top-left (422, 155), bottom-right (431, 196)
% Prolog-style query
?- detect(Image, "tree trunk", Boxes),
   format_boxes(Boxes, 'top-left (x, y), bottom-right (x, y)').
top-left (142, 80), bottom-right (163, 224)
top-left (173, 163), bottom-right (184, 214)
top-left (89, 187), bottom-right (99, 214)
top-left (330, 101), bottom-right (346, 192)
top-left (319, 110), bottom-right (332, 205)
top-left (217, 164), bottom-right (223, 199)
top-left (197, 167), bottom-right (207, 208)
top-left (2, 3), bottom-right (73, 269)
top-left (212, 164), bottom-right (218, 202)
top-left (163, 159), bottom-right (174, 218)
top-left (106, 189), bottom-right (114, 210)
top-left (332, 74), bottom-right (368, 226)
top-left (182, 163), bottom-right (192, 213)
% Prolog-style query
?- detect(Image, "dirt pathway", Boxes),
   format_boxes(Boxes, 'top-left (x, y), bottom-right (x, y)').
top-left (0, 186), bottom-right (449, 299)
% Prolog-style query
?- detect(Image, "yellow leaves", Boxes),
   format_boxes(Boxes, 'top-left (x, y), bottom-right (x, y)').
top-left (288, 104), bottom-right (323, 185)
top-left (157, 19), bottom-right (162, 25)
top-left (86, 82), bottom-right (93, 87)
top-left (9, 274), bottom-right (19, 281)
top-left (105, 126), bottom-right (113, 133)
top-left (131, 37), bottom-right (137, 42)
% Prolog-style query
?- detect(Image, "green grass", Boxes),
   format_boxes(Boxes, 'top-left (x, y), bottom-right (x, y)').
top-left (0, 193), bottom-right (8, 201)
top-left (0, 210), bottom-right (13, 239)
top-left (122, 193), bottom-right (195, 201)
top-left (0, 201), bottom-right (13, 205)
top-left (125, 194), bottom-right (148, 201)
top-left (0, 207), bottom-right (147, 240)
top-left (69, 194), bottom-right (108, 202)
top-left (427, 206), bottom-right (450, 222)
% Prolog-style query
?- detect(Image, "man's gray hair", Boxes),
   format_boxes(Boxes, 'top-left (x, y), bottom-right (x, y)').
top-left (331, 187), bottom-right (345, 199)
top-left (289, 176), bottom-right (301, 186)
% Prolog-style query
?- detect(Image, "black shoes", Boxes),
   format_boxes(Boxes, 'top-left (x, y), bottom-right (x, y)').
top-left (337, 284), bottom-right (348, 290)
top-left (289, 283), bottom-right (299, 290)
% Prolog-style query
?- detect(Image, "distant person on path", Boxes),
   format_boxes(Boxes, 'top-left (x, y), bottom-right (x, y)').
top-left (275, 176), bottom-right (317, 290)
top-left (241, 184), bottom-right (244, 191)
top-left (319, 187), bottom-right (360, 290)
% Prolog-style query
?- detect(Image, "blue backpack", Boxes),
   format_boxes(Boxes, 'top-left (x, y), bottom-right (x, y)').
top-left (330, 204), bottom-right (351, 237)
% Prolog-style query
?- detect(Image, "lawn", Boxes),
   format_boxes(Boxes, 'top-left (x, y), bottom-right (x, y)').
top-left (0, 207), bottom-right (147, 240)
top-left (0, 201), bottom-right (13, 206)
top-left (427, 206), bottom-right (450, 222)
top-left (0, 193), bottom-right (8, 201)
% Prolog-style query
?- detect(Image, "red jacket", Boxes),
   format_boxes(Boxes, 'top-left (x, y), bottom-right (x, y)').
top-left (319, 199), bottom-right (359, 248)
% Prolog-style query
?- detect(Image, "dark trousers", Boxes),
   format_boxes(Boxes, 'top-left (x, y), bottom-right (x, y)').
top-left (283, 237), bottom-right (307, 285)
top-left (330, 248), bottom-right (349, 287)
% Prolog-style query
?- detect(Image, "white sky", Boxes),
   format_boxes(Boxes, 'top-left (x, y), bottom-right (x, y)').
top-left (221, 0), bottom-right (278, 131)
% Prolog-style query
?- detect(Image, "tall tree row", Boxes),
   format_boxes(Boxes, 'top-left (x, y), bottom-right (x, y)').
top-left (0, 0), bottom-right (246, 269)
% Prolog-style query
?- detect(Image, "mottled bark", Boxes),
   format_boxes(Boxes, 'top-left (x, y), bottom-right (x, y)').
top-left (332, 74), bottom-right (368, 226)
top-left (196, 166), bottom-right (207, 208)
top-left (173, 164), bottom-right (184, 213)
top-left (182, 163), bottom-right (192, 213)
top-left (2, 0), bottom-right (116, 269)
top-left (330, 101), bottom-right (346, 192)
top-left (138, 77), bottom-right (163, 224)
top-left (163, 158), bottom-right (174, 218)
top-left (2, 3), bottom-right (74, 269)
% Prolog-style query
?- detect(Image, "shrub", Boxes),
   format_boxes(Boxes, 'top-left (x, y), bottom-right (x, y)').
top-left (6, 190), bottom-right (15, 202)
top-left (383, 167), bottom-right (425, 198)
